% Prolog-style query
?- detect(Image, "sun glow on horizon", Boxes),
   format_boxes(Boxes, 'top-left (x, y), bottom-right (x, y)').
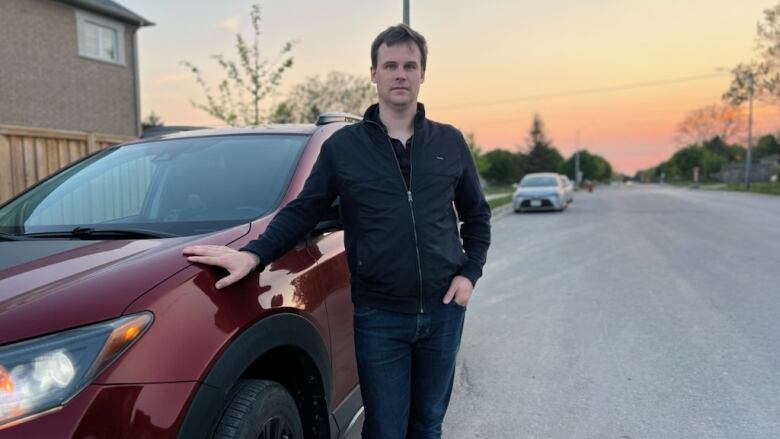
top-left (125, 0), bottom-right (780, 174)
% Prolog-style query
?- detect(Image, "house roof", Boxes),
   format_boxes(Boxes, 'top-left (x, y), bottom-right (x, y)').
top-left (56, 0), bottom-right (153, 26)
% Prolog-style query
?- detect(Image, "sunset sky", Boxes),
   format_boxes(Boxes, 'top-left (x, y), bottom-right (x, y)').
top-left (123, 0), bottom-right (780, 175)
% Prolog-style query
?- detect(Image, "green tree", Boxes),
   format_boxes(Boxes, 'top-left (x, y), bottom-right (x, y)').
top-left (666, 146), bottom-right (705, 181)
top-left (637, 162), bottom-right (669, 183)
top-left (638, 136), bottom-right (748, 183)
top-left (559, 150), bottom-right (613, 183)
top-left (702, 136), bottom-right (728, 157)
top-left (701, 149), bottom-right (727, 181)
top-left (636, 161), bottom-right (670, 183)
top-left (596, 156), bottom-right (612, 182)
top-left (463, 132), bottom-right (488, 176)
top-left (723, 2), bottom-right (780, 105)
top-left (524, 114), bottom-right (563, 173)
top-left (481, 149), bottom-right (525, 185)
top-left (183, 4), bottom-right (297, 125)
top-left (269, 71), bottom-right (376, 123)
top-left (141, 111), bottom-right (163, 130)
top-left (702, 136), bottom-right (745, 162)
top-left (755, 133), bottom-right (780, 160)
top-left (267, 101), bottom-right (296, 124)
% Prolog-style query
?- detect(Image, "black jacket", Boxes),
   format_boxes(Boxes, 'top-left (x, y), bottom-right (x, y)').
top-left (240, 103), bottom-right (491, 314)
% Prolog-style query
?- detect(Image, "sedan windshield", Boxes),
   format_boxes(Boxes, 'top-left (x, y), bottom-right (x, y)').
top-left (519, 176), bottom-right (558, 188)
top-left (0, 134), bottom-right (307, 237)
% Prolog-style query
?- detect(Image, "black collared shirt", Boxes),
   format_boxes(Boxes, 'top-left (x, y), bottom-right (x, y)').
top-left (369, 109), bottom-right (414, 190)
top-left (389, 135), bottom-right (413, 190)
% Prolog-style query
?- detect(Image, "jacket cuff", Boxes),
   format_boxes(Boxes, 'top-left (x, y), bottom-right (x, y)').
top-left (239, 242), bottom-right (269, 273)
top-left (458, 262), bottom-right (482, 288)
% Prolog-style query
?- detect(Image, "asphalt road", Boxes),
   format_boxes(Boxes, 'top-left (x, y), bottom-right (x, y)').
top-left (443, 184), bottom-right (780, 439)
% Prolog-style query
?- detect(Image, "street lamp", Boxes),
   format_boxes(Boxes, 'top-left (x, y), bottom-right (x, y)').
top-left (403, 0), bottom-right (410, 25)
top-left (744, 72), bottom-right (754, 190)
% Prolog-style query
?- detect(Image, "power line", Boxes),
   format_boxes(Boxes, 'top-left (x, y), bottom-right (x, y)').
top-left (430, 72), bottom-right (730, 112)
top-left (455, 102), bottom-right (780, 129)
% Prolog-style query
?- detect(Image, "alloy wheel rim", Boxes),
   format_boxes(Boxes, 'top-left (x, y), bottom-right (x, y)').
top-left (258, 416), bottom-right (294, 439)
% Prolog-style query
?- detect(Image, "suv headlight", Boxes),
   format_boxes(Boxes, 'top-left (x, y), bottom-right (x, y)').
top-left (0, 312), bottom-right (153, 429)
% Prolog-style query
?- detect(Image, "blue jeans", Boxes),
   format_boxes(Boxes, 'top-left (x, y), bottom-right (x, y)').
top-left (353, 300), bottom-right (466, 439)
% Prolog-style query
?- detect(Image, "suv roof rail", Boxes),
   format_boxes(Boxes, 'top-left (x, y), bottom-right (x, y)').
top-left (315, 112), bottom-right (362, 126)
top-left (140, 125), bottom-right (209, 138)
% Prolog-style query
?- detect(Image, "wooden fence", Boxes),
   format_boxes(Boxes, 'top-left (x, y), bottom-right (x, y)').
top-left (0, 125), bottom-right (134, 203)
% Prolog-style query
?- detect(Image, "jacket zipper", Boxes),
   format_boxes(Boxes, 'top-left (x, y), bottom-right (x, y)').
top-left (367, 120), bottom-right (425, 313)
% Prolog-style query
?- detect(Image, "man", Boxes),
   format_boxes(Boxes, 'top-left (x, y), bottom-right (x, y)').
top-left (183, 24), bottom-right (491, 438)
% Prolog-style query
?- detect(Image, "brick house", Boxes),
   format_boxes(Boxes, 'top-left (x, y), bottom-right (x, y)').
top-left (0, 0), bottom-right (153, 137)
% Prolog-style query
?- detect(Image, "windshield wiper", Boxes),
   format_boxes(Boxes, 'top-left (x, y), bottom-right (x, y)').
top-left (0, 232), bottom-right (29, 241)
top-left (22, 227), bottom-right (178, 240)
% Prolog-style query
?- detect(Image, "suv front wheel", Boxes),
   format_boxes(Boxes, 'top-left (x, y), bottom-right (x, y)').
top-left (214, 379), bottom-right (304, 439)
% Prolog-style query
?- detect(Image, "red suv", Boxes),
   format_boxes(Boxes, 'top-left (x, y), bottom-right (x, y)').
top-left (0, 115), bottom-right (362, 438)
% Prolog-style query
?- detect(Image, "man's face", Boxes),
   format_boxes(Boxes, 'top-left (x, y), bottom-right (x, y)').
top-left (371, 42), bottom-right (425, 109)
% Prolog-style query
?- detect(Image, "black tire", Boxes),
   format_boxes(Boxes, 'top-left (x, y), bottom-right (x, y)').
top-left (214, 379), bottom-right (304, 439)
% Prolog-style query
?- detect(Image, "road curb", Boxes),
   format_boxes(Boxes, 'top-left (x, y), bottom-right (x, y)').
top-left (490, 203), bottom-right (513, 223)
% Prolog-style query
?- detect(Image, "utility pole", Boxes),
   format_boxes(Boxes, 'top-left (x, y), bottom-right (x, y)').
top-left (403, 0), bottom-right (410, 25)
top-left (575, 131), bottom-right (581, 187)
top-left (744, 72), bottom-right (754, 190)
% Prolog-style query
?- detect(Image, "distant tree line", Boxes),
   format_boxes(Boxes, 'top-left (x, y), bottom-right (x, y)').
top-left (470, 115), bottom-right (613, 186)
top-left (636, 134), bottom-right (779, 183)
top-left (637, 1), bottom-right (780, 183)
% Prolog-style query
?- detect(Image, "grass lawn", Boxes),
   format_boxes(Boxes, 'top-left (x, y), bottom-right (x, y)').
top-left (488, 195), bottom-right (513, 210)
top-left (722, 181), bottom-right (780, 196)
top-left (483, 185), bottom-right (514, 195)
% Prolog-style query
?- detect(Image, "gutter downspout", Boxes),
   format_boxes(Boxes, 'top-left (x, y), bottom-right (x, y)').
top-left (132, 27), bottom-right (141, 137)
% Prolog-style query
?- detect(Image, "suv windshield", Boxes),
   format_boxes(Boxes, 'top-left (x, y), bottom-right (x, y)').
top-left (519, 176), bottom-right (558, 188)
top-left (0, 134), bottom-right (307, 237)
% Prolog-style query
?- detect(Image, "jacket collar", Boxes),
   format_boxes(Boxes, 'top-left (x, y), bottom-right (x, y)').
top-left (363, 102), bottom-right (427, 134)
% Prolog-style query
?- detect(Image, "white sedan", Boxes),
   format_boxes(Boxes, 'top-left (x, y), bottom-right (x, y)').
top-left (559, 174), bottom-right (574, 204)
top-left (512, 173), bottom-right (568, 212)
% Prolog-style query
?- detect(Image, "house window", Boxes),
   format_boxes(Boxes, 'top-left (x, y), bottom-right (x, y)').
top-left (76, 11), bottom-right (125, 65)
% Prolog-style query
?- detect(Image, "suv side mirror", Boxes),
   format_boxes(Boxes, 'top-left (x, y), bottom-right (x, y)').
top-left (311, 197), bottom-right (342, 235)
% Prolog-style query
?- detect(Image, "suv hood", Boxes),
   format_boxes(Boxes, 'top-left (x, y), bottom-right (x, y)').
top-left (0, 225), bottom-right (249, 345)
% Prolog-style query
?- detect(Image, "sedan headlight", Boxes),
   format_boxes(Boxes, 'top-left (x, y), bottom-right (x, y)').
top-left (0, 312), bottom-right (153, 429)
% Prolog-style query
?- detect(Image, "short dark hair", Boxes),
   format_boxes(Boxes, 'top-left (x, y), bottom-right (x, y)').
top-left (371, 24), bottom-right (428, 71)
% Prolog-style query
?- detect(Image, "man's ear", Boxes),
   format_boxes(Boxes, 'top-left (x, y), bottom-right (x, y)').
top-left (370, 66), bottom-right (377, 84)
top-left (420, 68), bottom-right (426, 84)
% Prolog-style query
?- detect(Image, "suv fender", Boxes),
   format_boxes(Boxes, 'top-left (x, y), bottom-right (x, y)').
top-left (177, 312), bottom-right (331, 439)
